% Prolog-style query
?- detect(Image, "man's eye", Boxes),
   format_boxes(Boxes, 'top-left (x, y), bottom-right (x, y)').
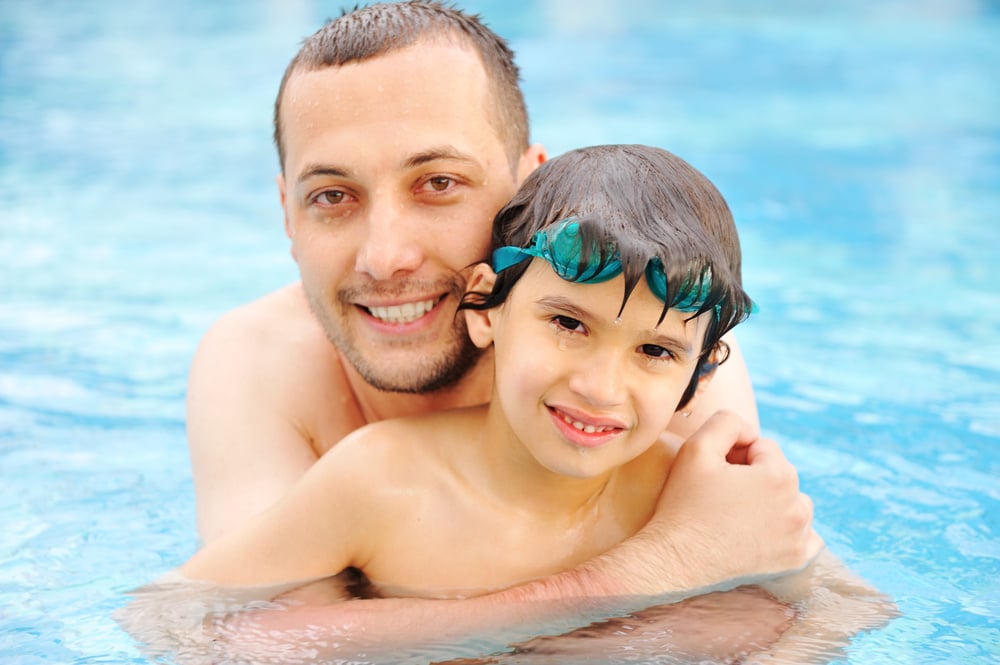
top-left (640, 344), bottom-right (674, 360)
top-left (315, 190), bottom-right (346, 205)
top-left (427, 177), bottom-right (453, 191)
top-left (553, 315), bottom-right (585, 333)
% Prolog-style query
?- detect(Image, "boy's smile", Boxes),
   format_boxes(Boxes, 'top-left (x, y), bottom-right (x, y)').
top-left (475, 259), bottom-right (709, 480)
top-left (548, 403), bottom-right (626, 448)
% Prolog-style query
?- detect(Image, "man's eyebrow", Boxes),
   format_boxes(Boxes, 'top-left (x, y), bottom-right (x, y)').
top-left (295, 147), bottom-right (479, 186)
top-left (296, 163), bottom-right (350, 185)
top-left (404, 146), bottom-right (481, 169)
top-left (537, 295), bottom-right (695, 358)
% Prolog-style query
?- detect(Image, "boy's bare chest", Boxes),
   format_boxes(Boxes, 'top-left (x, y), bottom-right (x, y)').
top-left (361, 479), bottom-right (651, 597)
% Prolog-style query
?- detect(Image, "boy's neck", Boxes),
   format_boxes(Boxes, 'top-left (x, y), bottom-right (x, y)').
top-left (469, 405), bottom-right (625, 519)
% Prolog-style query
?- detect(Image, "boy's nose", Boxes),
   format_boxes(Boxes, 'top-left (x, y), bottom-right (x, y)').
top-left (567, 351), bottom-right (627, 408)
top-left (354, 198), bottom-right (425, 280)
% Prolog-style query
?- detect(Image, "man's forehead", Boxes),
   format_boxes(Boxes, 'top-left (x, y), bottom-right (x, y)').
top-left (280, 45), bottom-right (504, 175)
top-left (283, 40), bottom-right (490, 103)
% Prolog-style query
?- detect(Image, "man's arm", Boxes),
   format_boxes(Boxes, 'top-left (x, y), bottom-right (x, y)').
top-left (745, 549), bottom-right (898, 664)
top-left (439, 586), bottom-right (798, 664)
top-left (121, 413), bottom-right (820, 663)
top-left (170, 413), bottom-right (821, 663)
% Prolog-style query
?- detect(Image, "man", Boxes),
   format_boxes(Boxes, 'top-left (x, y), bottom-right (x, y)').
top-left (187, 0), bottom-right (820, 600)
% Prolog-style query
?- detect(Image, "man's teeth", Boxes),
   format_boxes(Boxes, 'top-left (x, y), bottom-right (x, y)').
top-left (561, 413), bottom-right (615, 434)
top-left (369, 298), bottom-right (437, 324)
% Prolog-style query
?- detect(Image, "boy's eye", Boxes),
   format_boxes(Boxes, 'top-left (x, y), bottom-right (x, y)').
top-left (640, 344), bottom-right (674, 360)
top-left (553, 315), bottom-right (585, 333)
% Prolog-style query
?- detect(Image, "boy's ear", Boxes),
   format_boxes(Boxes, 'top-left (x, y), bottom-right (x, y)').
top-left (694, 357), bottom-right (719, 394)
top-left (692, 343), bottom-right (725, 399)
top-left (464, 263), bottom-right (499, 349)
top-left (677, 344), bottom-right (722, 413)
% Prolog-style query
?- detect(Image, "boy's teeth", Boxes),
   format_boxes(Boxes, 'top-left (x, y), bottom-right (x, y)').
top-left (369, 298), bottom-right (437, 324)
top-left (562, 414), bottom-right (612, 434)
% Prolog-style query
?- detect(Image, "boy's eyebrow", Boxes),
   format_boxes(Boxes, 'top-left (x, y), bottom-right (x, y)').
top-left (536, 296), bottom-right (696, 358)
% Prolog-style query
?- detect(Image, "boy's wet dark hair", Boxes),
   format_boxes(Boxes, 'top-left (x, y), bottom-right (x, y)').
top-left (273, 1), bottom-right (529, 172)
top-left (462, 144), bottom-right (755, 409)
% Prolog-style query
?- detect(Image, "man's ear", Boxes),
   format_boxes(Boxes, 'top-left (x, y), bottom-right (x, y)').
top-left (277, 173), bottom-right (297, 261)
top-left (464, 263), bottom-right (499, 349)
top-left (516, 143), bottom-right (547, 184)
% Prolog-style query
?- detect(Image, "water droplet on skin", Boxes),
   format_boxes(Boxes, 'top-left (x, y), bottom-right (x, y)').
top-left (614, 316), bottom-right (622, 325)
top-left (558, 338), bottom-right (568, 351)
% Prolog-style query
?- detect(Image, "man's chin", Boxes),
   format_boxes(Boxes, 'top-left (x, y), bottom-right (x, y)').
top-left (347, 345), bottom-right (485, 395)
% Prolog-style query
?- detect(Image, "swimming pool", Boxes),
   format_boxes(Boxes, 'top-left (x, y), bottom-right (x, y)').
top-left (2, 0), bottom-right (997, 663)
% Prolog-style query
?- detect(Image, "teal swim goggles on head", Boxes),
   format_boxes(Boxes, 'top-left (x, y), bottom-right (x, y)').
top-left (491, 218), bottom-right (714, 313)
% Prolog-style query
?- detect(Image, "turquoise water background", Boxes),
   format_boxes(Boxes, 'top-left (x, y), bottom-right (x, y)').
top-left (2, 1), bottom-right (998, 663)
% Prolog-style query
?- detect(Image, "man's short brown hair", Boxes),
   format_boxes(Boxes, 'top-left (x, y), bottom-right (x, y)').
top-left (273, 1), bottom-right (530, 173)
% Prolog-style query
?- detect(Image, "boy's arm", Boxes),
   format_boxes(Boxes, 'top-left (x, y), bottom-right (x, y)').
top-left (182, 427), bottom-right (373, 586)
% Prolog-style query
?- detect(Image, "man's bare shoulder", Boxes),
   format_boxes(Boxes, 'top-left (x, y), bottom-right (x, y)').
top-left (188, 282), bottom-right (363, 454)
top-left (197, 282), bottom-right (326, 354)
top-left (193, 283), bottom-right (346, 385)
top-left (187, 284), bottom-right (364, 539)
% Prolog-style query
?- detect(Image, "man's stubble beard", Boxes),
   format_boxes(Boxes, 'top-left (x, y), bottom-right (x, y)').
top-left (305, 279), bottom-right (486, 394)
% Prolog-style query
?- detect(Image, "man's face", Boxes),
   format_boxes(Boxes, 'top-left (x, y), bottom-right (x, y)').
top-left (278, 42), bottom-right (530, 393)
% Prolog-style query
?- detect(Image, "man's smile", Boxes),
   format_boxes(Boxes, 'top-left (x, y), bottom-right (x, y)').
top-left (365, 297), bottom-right (442, 324)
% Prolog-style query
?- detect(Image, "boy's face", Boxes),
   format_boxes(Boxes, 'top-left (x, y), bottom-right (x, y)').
top-left (277, 41), bottom-right (539, 392)
top-left (473, 260), bottom-right (710, 479)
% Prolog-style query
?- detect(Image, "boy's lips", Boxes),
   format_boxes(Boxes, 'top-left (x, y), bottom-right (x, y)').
top-left (547, 405), bottom-right (626, 448)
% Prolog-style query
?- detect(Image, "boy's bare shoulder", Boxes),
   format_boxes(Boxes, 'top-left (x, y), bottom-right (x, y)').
top-left (637, 430), bottom-right (684, 472)
top-left (619, 431), bottom-right (682, 498)
top-left (343, 406), bottom-right (486, 458)
top-left (331, 406), bottom-right (485, 485)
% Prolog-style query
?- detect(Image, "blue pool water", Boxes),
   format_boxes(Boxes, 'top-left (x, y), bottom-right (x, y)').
top-left (2, 1), bottom-right (998, 663)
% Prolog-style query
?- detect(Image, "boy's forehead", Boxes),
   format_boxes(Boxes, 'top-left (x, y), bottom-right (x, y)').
top-left (516, 261), bottom-right (708, 335)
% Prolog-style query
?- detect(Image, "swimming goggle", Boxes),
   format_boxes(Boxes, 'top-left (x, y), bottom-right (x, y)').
top-left (491, 219), bottom-right (713, 312)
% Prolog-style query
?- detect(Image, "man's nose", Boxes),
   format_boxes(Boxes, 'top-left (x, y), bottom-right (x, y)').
top-left (354, 197), bottom-right (425, 280)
